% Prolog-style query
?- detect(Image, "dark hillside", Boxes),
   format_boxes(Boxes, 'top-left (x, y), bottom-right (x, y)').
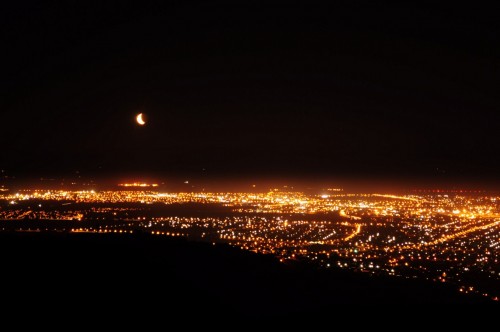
top-left (0, 231), bottom-right (493, 322)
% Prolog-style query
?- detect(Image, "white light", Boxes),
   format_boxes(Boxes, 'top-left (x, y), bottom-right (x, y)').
top-left (136, 113), bottom-right (146, 125)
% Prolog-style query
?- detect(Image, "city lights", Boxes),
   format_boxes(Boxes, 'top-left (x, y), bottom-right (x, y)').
top-left (1, 188), bottom-right (499, 300)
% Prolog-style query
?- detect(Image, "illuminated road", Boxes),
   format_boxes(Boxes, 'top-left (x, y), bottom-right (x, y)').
top-left (344, 224), bottom-right (361, 241)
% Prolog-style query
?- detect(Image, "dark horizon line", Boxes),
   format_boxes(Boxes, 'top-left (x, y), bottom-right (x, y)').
top-left (2, 171), bottom-right (500, 192)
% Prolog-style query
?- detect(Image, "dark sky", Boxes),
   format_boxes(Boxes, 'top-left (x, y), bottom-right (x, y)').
top-left (2, 1), bottom-right (500, 185)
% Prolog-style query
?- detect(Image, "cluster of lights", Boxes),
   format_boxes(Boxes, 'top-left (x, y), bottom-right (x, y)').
top-left (1, 188), bottom-right (499, 301)
top-left (117, 183), bottom-right (159, 187)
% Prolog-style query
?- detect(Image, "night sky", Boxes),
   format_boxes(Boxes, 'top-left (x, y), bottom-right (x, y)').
top-left (2, 2), bottom-right (499, 186)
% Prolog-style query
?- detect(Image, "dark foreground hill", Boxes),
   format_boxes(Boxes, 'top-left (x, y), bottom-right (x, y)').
top-left (0, 232), bottom-right (493, 322)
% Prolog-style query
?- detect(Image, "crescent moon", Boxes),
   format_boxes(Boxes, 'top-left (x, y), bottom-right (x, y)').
top-left (136, 113), bottom-right (146, 125)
